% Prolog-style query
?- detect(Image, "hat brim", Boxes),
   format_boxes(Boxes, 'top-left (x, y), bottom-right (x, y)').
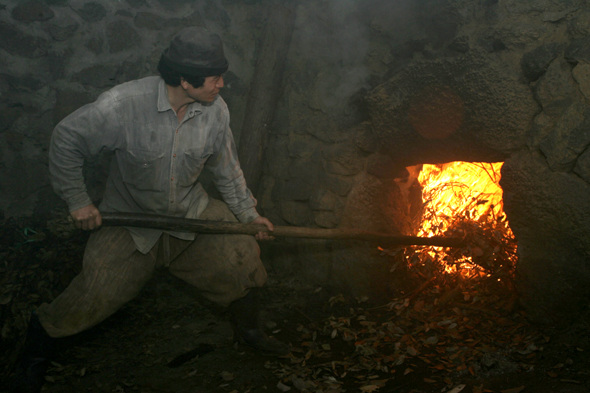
top-left (161, 53), bottom-right (228, 77)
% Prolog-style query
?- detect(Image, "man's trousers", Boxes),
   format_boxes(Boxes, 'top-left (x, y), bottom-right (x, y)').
top-left (36, 199), bottom-right (267, 338)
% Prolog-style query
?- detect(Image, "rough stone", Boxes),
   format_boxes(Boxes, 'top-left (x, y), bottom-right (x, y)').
top-left (539, 102), bottom-right (590, 171)
top-left (565, 36), bottom-right (590, 63)
top-left (203, 2), bottom-right (231, 29)
top-left (134, 11), bottom-right (168, 30)
top-left (324, 174), bottom-right (354, 197)
top-left (279, 200), bottom-right (314, 226)
top-left (448, 35), bottom-right (470, 53)
top-left (352, 122), bottom-right (380, 154)
top-left (115, 9), bottom-right (134, 18)
top-left (275, 178), bottom-right (315, 202)
top-left (572, 61), bottom-right (590, 100)
top-left (365, 52), bottom-right (537, 161)
top-left (45, 14), bottom-right (79, 41)
top-left (568, 10), bottom-right (590, 38)
top-left (574, 147), bottom-right (590, 183)
top-left (339, 173), bottom-right (407, 234)
top-left (53, 89), bottom-right (95, 124)
top-left (521, 43), bottom-right (564, 82)
top-left (177, 11), bottom-right (206, 30)
top-left (309, 189), bottom-right (342, 212)
top-left (531, 56), bottom-right (583, 147)
top-left (303, 114), bottom-right (357, 144)
top-left (263, 137), bottom-right (290, 179)
top-left (0, 105), bottom-right (22, 133)
top-left (107, 20), bottom-right (141, 53)
top-left (1, 73), bottom-right (46, 92)
top-left (117, 59), bottom-right (146, 85)
top-left (72, 64), bottom-right (119, 89)
top-left (366, 153), bottom-right (409, 180)
top-left (73, 2), bottom-right (107, 23)
top-left (287, 134), bottom-right (320, 159)
top-left (154, 0), bottom-right (190, 11)
top-left (322, 143), bottom-right (365, 176)
top-left (501, 150), bottom-right (590, 324)
top-left (313, 210), bottom-right (341, 228)
top-left (86, 36), bottom-right (104, 55)
top-left (126, 0), bottom-right (148, 8)
top-left (11, 1), bottom-right (54, 23)
top-left (0, 22), bottom-right (49, 58)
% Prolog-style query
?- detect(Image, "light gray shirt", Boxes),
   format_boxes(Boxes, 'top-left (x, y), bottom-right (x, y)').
top-left (49, 76), bottom-right (259, 253)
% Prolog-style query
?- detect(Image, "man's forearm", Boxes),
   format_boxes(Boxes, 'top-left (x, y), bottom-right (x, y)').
top-left (48, 130), bottom-right (93, 211)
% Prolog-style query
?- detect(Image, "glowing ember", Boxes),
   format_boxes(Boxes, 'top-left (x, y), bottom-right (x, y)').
top-left (407, 162), bottom-right (517, 277)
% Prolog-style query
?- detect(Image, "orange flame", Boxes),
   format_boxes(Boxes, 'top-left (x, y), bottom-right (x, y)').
top-left (411, 162), bottom-right (516, 277)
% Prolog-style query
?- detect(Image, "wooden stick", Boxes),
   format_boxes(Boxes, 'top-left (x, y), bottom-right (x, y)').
top-left (101, 212), bottom-right (466, 247)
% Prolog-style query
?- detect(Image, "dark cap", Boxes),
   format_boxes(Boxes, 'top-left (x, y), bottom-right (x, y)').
top-left (161, 27), bottom-right (228, 77)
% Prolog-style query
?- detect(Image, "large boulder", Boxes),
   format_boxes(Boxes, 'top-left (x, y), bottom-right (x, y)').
top-left (364, 51), bottom-right (538, 165)
top-left (501, 150), bottom-right (590, 324)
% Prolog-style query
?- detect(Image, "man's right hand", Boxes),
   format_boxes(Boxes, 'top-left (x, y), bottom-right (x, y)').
top-left (70, 204), bottom-right (102, 231)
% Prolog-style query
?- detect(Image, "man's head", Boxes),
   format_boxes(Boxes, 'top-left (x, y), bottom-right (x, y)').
top-left (158, 27), bottom-right (228, 88)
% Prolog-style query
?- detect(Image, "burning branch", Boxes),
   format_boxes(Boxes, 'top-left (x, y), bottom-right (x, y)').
top-left (393, 162), bottom-right (518, 280)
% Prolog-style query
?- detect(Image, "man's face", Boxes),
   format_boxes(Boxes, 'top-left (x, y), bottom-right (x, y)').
top-left (185, 75), bottom-right (224, 103)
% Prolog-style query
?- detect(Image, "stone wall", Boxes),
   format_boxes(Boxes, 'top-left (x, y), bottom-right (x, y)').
top-left (260, 0), bottom-right (590, 324)
top-left (1, 0), bottom-right (590, 324)
top-left (0, 0), bottom-right (266, 216)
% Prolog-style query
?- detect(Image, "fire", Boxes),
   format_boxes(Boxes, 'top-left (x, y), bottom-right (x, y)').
top-left (418, 162), bottom-right (506, 236)
top-left (408, 162), bottom-right (517, 278)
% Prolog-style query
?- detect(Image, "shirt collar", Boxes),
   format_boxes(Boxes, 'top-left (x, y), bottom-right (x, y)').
top-left (157, 78), bottom-right (173, 113)
top-left (157, 78), bottom-right (205, 117)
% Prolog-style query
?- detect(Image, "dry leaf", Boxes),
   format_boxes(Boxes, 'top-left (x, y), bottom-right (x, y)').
top-left (500, 386), bottom-right (525, 393)
top-left (448, 384), bottom-right (466, 393)
top-left (360, 385), bottom-right (381, 392)
top-left (220, 371), bottom-right (234, 381)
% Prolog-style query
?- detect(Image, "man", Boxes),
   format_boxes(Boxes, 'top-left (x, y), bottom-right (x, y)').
top-left (10, 27), bottom-right (288, 393)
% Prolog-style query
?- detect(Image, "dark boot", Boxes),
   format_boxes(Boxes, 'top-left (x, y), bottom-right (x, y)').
top-left (229, 289), bottom-right (289, 355)
top-left (9, 312), bottom-right (57, 393)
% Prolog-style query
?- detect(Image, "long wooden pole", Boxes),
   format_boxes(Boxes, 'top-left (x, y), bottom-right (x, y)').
top-left (101, 213), bottom-right (465, 247)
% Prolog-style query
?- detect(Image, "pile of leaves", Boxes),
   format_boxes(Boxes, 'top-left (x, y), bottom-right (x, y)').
top-left (262, 182), bottom-right (534, 392)
top-left (0, 212), bottom-right (86, 377)
top-left (263, 250), bottom-right (543, 393)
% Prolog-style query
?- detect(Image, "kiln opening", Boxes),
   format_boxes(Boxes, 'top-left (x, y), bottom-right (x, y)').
top-left (387, 161), bottom-right (518, 281)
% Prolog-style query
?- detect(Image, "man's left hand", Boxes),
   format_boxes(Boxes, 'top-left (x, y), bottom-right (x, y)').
top-left (251, 216), bottom-right (274, 241)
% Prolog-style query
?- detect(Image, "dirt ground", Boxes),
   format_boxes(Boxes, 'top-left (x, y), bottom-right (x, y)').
top-left (1, 215), bottom-right (589, 393)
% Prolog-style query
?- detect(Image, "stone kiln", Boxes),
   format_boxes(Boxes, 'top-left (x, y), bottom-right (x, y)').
top-left (0, 0), bottom-right (589, 326)
top-left (276, 48), bottom-right (590, 326)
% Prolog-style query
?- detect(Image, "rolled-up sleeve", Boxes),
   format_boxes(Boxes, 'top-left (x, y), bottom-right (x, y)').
top-left (49, 91), bottom-right (121, 212)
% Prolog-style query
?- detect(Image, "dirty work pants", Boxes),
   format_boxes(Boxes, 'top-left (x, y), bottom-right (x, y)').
top-left (36, 199), bottom-right (268, 338)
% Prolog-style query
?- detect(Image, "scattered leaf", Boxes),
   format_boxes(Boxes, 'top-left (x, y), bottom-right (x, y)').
top-left (360, 384), bottom-right (381, 392)
top-left (500, 386), bottom-right (525, 393)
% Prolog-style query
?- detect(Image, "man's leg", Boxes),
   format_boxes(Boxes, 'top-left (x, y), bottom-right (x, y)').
top-left (37, 227), bottom-right (157, 336)
top-left (168, 199), bottom-right (288, 354)
top-left (10, 227), bottom-right (157, 392)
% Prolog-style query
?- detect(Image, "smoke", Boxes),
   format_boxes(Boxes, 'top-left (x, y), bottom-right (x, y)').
top-left (293, 0), bottom-right (371, 109)
top-left (291, 0), bottom-right (420, 110)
